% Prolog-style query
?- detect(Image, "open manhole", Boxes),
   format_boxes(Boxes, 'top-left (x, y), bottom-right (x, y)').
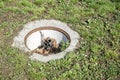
top-left (12, 20), bottom-right (80, 62)
top-left (24, 27), bottom-right (71, 55)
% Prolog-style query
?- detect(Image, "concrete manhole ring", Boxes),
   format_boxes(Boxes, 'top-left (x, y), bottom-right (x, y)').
top-left (12, 20), bottom-right (80, 62)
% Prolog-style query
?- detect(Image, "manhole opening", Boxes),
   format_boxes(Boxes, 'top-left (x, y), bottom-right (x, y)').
top-left (24, 26), bottom-right (71, 55)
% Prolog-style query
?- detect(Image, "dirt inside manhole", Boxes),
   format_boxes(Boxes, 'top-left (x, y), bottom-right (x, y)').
top-left (24, 27), bottom-right (71, 55)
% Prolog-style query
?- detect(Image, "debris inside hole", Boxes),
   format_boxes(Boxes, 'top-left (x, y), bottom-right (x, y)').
top-left (31, 37), bottom-right (70, 55)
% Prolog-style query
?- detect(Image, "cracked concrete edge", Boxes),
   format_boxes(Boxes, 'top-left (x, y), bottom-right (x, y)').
top-left (12, 19), bottom-right (80, 62)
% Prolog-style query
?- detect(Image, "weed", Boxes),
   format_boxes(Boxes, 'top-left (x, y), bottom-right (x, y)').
top-left (60, 40), bottom-right (70, 51)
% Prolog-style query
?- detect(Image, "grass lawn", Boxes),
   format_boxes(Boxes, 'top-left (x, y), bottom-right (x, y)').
top-left (0, 0), bottom-right (120, 80)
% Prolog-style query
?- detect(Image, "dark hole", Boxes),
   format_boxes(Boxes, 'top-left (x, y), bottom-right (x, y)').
top-left (48, 39), bottom-right (51, 42)
top-left (44, 42), bottom-right (48, 46)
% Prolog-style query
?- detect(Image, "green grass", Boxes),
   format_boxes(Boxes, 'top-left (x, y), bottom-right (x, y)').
top-left (0, 0), bottom-right (120, 80)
